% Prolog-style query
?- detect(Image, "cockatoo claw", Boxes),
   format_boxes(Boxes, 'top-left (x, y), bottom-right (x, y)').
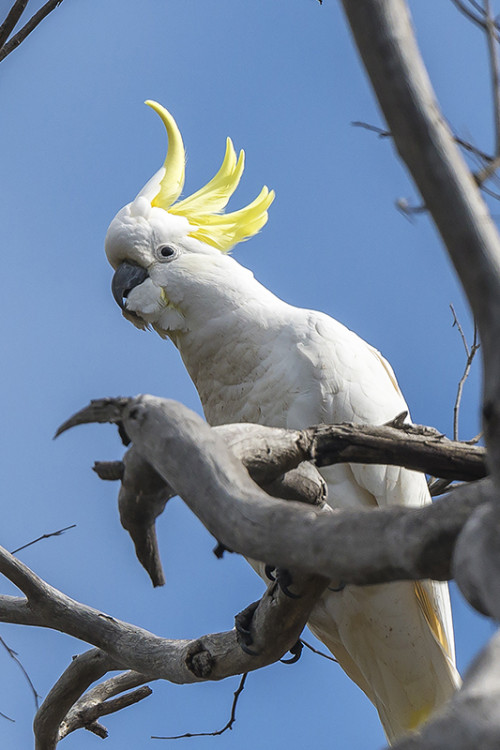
top-left (280, 640), bottom-right (303, 664)
top-left (234, 600), bottom-right (260, 655)
top-left (275, 569), bottom-right (301, 599)
top-left (265, 564), bottom-right (276, 581)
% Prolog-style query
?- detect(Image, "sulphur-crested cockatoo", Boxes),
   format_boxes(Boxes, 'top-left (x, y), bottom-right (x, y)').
top-left (105, 102), bottom-right (460, 743)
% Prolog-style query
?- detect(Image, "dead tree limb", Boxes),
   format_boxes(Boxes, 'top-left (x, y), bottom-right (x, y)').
top-left (0, 540), bottom-right (327, 683)
top-left (54, 395), bottom-right (493, 588)
top-left (339, 1), bottom-right (500, 746)
top-left (85, 406), bottom-right (485, 586)
top-left (341, 0), bottom-right (500, 482)
top-left (0, 392), bottom-right (495, 746)
top-left (34, 650), bottom-right (153, 749)
top-left (0, 0), bottom-right (64, 63)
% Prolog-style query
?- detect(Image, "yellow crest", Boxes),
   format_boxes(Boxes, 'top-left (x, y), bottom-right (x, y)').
top-left (144, 101), bottom-right (274, 252)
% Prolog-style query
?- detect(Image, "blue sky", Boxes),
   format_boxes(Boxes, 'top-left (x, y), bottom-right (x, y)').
top-left (0, 1), bottom-right (495, 748)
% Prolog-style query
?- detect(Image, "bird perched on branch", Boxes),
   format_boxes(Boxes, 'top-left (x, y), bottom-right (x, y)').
top-left (105, 102), bottom-right (460, 743)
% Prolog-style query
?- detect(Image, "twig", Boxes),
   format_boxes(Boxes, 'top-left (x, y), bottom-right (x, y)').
top-left (0, 710), bottom-right (15, 722)
top-left (353, 119), bottom-right (496, 163)
top-left (450, 0), bottom-right (500, 37)
top-left (480, 0), bottom-right (500, 181)
top-left (353, 117), bottom-right (500, 189)
top-left (450, 305), bottom-right (481, 441)
top-left (450, 0), bottom-right (490, 30)
top-left (68, 687), bottom-right (153, 738)
top-left (0, 0), bottom-right (64, 63)
top-left (59, 670), bottom-right (154, 741)
top-left (479, 181), bottom-right (500, 199)
top-left (34, 649), bottom-right (118, 749)
top-left (11, 524), bottom-right (76, 555)
top-left (454, 134), bottom-right (494, 163)
top-left (0, 0), bottom-right (29, 49)
top-left (152, 673), bottom-right (248, 740)
top-left (300, 638), bottom-right (339, 663)
top-left (395, 197), bottom-right (427, 219)
top-left (0, 635), bottom-right (40, 708)
top-left (351, 120), bottom-right (391, 137)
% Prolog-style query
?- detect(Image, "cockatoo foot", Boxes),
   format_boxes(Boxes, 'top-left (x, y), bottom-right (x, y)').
top-left (264, 564), bottom-right (276, 580)
top-left (234, 600), bottom-right (260, 655)
top-left (264, 566), bottom-right (301, 598)
top-left (328, 581), bottom-right (346, 592)
top-left (280, 640), bottom-right (303, 664)
top-left (275, 568), bottom-right (301, 599)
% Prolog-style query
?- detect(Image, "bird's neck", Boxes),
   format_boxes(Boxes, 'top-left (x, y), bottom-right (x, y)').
top-left (170, 259), bottom-right (293, 424)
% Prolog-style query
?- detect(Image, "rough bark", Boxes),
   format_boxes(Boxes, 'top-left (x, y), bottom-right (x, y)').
top-left (339, 1), bottom-right (500, 746)
top-left (341, 0), bottom-right (500, 483)
top-left (55, 395), bottom-right (492, 588)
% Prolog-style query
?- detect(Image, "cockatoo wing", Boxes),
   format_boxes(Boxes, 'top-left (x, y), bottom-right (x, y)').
top-left (281, 311), bottom-right (460, 742)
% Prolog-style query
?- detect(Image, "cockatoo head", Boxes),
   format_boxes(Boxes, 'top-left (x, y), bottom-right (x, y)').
top-left (105, 102), bottom-right (274, 336)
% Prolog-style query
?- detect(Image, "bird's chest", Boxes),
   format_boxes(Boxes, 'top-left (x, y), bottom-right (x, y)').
top-left (178, 326), bottom-right (305, 427)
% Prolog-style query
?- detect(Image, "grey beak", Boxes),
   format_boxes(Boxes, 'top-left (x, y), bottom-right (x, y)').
top-left (112, 262), bottom-right (149, 310)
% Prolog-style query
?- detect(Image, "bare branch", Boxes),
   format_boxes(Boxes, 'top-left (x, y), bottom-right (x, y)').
top-left (11, 525), bottom-right (76, 556)
top-left (0, 635), bottom-right (40, 708)
top-left (0, 0), bottom-right (29, 49)
top-left (61, 398), bottom-right (488, 483)
top-left (450, 0), bottom-right (489, 30)
top-left (59, 671), bottom-right (154, 740)
top-left (62, 687), bottom-right (153, 742)
top-left (152, 673), bottom-right (248, 739)
top-left (0, 0), bottom-right (64, 63)
top-left (0, 540), bottom-right (327, 684)
top-left (479, 0), bottom-right (500, 181)
top-left (300, 638), bottom-right (339, 663)
top-left (34, 650), bottom-right (116, 750)
top-left (454, 133), bottom-right (496, 163)
top-left (449, 305), bottom-right (481, 441)
top-left (53, 396), bottom-right (492, 586)
top-left (351, 120), bottom-right (391, 137)
top-left (93, 460), bottom-right (124, 481)
top-left (354, 118), bottom-right (498, 166)
top-left (84, 397), bottom-right (483, 586)
top-left (340, 0), bottom-right (500, 486)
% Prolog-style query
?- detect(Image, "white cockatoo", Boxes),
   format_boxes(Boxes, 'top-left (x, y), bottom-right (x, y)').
top-left (105, 102), bottom-right (460, 743)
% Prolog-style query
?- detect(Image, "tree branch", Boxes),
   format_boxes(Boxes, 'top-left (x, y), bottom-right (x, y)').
top-left (0, 539), bottom-right (327, 684)
top-left (59, 671), bottom-right (153, 741)
top-left (0, 0), bottom-right (64, 63)
top-left (0, 0), bottom-right (29, 49)
top-left (55, 396), bottom-right (492, 588)
top-left (341, 0), bottom-right (500, 482)
top-left (33, 650), bottom-right (117, 750)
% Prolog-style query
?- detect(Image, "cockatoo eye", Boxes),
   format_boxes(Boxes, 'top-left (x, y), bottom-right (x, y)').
top-left (156, 245), bottom-right (179, 262)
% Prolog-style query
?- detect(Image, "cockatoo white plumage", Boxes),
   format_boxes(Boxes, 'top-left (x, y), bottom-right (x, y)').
top-left (105, 102), bottom-right (460, 743)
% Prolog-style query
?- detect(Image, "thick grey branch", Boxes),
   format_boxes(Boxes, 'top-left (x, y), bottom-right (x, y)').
top-left (100, 426), bottom-right (325, 587)
top-left (341, 0), bottom-right (500, 480)
top-left (117, 444), bottom-right (173, 587)
top-left (34, 651), bottom-right (156, 749)
top-left (0, 541), bottom-right (326, 684)
top-left (56, 396), bottom-right (492, 586)
top-left (92, 405), bottom-right (484, 586)
top-left (310, 422), bottom-right (486, 481)
top-left (34, 650), bottom-right (117, 750)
